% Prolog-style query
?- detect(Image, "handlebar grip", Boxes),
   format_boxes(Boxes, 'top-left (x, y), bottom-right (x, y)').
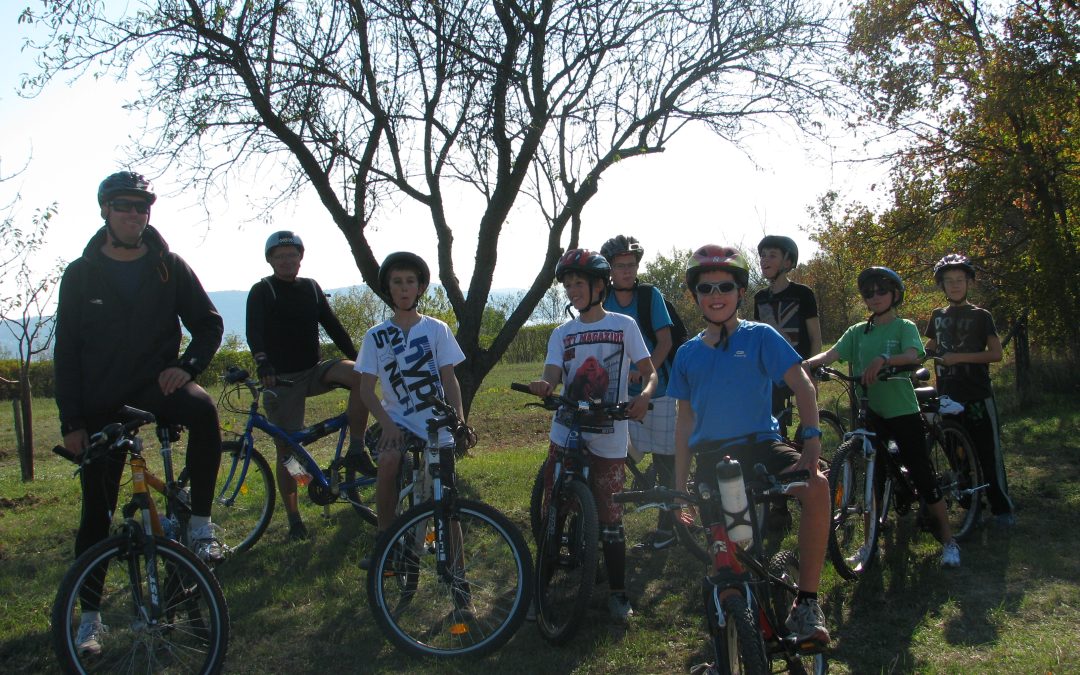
top-left (510, 382), bottom-right (533, 394)
top-left (612, 490), bottom-right (647, 504)
top-left (52, 445), bottom-right (80, 464)
top-left (118, 405), bottom-right (156, 424)
top-left (224, 366), bottom-right (250, 383)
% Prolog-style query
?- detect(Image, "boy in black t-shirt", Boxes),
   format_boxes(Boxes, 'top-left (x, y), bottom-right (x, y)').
top-left (925, 254), bottom-right (1015, 526)
top-left (754, 235), bottom-right (822, 417)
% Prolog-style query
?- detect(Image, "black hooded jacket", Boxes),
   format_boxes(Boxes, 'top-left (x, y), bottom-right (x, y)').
top-left (53, 225), bottom-right (223, 434)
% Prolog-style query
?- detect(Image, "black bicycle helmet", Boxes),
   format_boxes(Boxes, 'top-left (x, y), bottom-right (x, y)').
top-left (857, 266), bottom-right (905, 306)
top-left (933, 253), bottom-right (976, 285)
top-left (757, 235), bottom-right (799, 268)
top-left (97, 171), bottom-right (157, 206)
top-left (600, 235), bottom-right (644, 263)
top-left (555, 249), bottom-right (611, 284)
top-left (378, 251), bottom-right (431, 302)
top-left (685, 244), bottom-right (751, 293)
top-left (264, 231), bottom-right (305, 261)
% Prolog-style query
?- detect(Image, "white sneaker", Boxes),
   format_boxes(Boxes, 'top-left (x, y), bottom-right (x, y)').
top-left (190, 523), bottom-right (225, 564)
top-left (941, 540), bottom-right (961, 568)
top-left (845, 544), bottom-right (869, 566)
top-left (76, 620), bottom-right (107, 657)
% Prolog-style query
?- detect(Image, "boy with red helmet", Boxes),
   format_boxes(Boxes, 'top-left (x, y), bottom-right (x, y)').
top-left (670, 244), bottom-right (831, 648)
top-left (527, 248), bottom-right (657, 623)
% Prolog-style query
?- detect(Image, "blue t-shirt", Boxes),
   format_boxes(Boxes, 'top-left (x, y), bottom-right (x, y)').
top-left (603, 286), bottom-right (673, 397)
top-left (668, 321), bottom-right (800, 449)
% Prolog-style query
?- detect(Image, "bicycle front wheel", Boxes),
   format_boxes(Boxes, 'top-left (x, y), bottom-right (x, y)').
top-left (52, 535), bottom-right (229, 674)
top-left (826, 439), bottom-right (880, 580)
top-left (708, 591), bottom-right (768, 675)
top-left (535, 479), bottom-right (598, 645)
top-left (212, 440), bottom-right (275, 554)
top-left (366, 499), bottom-right (533, 658)
top-left (929, 420), bottom-right (983, 541)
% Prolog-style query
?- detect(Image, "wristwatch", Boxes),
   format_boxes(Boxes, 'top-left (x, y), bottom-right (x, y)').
top-left (800, 427), bottom-right (823, 440)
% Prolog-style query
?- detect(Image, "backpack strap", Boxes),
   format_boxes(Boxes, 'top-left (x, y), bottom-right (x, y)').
top-left (261, 276), bottom-right (276, 302)
top-left (636, 283), bottom-right (657, 346)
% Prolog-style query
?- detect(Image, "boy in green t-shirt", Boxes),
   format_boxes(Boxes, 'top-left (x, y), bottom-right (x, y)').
top-left (804, 267), bottom-right (961, 568)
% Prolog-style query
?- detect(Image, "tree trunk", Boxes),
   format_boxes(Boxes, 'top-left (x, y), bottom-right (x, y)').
top-left (18, 372), bottom-right (34, 482)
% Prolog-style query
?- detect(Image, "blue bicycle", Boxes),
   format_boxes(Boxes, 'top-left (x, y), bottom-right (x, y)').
top-left (208, 366), bottom-right (392, 554)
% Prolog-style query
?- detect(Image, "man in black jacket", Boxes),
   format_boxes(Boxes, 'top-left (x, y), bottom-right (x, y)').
top-left (54, 171), bottom-right (225, 658)
top-left (246, 231), bottom-right (371, 540)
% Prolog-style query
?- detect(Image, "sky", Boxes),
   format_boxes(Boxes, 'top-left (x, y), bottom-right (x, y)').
top-left (1, 6), bottom-right (890, 307)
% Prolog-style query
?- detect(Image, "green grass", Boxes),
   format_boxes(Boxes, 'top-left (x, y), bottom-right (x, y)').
top-left (2, 362), bottom-right (1079, 673)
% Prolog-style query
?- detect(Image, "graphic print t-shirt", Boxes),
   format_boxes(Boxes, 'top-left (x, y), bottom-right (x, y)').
top-left (752, 282), bottom-right (818, 359)
top-left (545, 312), bottom-right (650, 458)
top-left (924, 304), bottom-right (997, 401)
top-left (356, 316), bottom-right (466, 446)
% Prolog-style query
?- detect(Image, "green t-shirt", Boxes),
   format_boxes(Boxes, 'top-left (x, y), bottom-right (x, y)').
top-left (834, 318), bottom-right (925, 419)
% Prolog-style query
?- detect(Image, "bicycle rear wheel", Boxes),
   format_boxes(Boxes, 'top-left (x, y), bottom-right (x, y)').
top-left (767, 551), bottom-right (829, 675)
top-left (52, 534), bottom-right (229, 674)
top-left (535, 479), bottom-right (598, 645)
top-left (366, 499), bottom-right (532, 658)
top-left (210, 440), bottom-right (275, 554)
top-left (707, 591), bottom-right (768, 675)
top-left (929, 420), bottom-right (983, 541)
top-left (826, 439), bottom-right (880, 580)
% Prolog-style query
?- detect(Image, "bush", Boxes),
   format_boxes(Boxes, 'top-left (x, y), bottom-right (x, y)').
top-left (501, 323), bottom-right (557, 364)
top-left (0, 360), bottom-right (56, 400)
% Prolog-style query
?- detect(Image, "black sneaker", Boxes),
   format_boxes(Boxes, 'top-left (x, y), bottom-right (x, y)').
top-left (338, 449), bottom-right (378, 477)
top-left (288, 520), bottom-right (308, 541)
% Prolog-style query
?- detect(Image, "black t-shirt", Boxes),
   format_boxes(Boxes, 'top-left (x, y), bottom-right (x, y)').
top-left (753, 282), bottom-right (819, 359)
top-left (246, 276), bottom-right (357, 373)
top-left (924, 304), bottom-right (997, 401)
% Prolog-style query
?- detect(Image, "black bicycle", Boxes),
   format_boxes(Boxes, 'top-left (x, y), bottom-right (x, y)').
top-left (365, 392), bottom-right (533, 658)
top-left (822, 364), bottom-right (983, 580)
top-left (616, 464), bottom-right (828, 674)
top-left (51, 408), bottom-right (229, 674)
top-left (513, 382), bottom-right (648, 645)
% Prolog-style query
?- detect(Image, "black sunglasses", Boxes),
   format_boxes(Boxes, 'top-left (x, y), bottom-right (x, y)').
top-left (695, 281), bottom-right (739, 295)
top-left (860, 287), bottom-right (892, 300)
top-left (109, 200), bottom-right (151, 214)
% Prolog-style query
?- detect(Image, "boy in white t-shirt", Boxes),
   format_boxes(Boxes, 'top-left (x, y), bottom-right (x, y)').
top-left (527, 249), bottom-right (656, 623)
top-left (354, 252), bottom-right (467, 558)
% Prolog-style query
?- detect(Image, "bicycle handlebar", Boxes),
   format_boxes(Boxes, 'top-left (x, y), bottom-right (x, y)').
top-left (814, 364), bottom-right (922, 384)
top-left (509, 382), bottom-right (650, 420)
top-left (53, 406), bottom-right (157, 467)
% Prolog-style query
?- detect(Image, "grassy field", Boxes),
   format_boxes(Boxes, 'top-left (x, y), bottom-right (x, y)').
top-left (1, 361), bottom-right (1078, 673)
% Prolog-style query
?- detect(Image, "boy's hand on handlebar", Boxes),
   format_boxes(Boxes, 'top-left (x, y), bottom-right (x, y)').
top-left (528, 379), bottom-right (554, 398)
top-left (626, 392), bottom-right (651, 421)
top-left (63, 429), bottom-right (89, 461)
top-left (861, 355), bottom-right (887, 387)
top-left (159, 367), bottom-right (192, 396)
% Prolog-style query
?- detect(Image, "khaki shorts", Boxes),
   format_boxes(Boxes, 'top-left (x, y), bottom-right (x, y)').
top-left (264, 359), bottom-right (344, 431)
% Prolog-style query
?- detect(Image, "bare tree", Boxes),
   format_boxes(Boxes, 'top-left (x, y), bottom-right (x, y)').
top-left (1, 204), bottom-right (62, 481)
top-left (23, 0), bottom-right (842, 410)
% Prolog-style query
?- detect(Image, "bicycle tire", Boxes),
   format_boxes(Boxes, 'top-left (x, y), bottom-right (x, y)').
top-left (767, 550), bottom-right (829, 675)
top-left (52, 534), bottom-right (229, 674)
top-left (535, 479), bottom-right (598, 645)
top-left (528, 458), bottom-right (547, 544)
top-left (826, 439), bottom-right (880, 580)
top-left (817, 411), bottom-right (846, 458)
top-left (366, 498), bottom-right (533, 658)
top-left (709, 592), bottom-right (768, 675)
top-left (211, 440), bottom-right (275, 554)
top-left (929, 420), bottom-right (983, 541)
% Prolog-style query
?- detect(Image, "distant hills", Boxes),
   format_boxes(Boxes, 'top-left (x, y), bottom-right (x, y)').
top-left (1, 285), bottom-right (533, 359)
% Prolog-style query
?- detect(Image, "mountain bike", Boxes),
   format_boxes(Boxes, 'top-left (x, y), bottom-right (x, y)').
top-left (209, 366), bottom-right (400, 553)
top-left (615, 464), bottom-right (828, 674)
top-left (365, 392), bottom-right (533, 658)
top-left (513, 382), bottom-right (647, 645)
top-left (51, 407), bottom-right (229, 674)
top-left (821, 364), bottom-right (984, 580)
